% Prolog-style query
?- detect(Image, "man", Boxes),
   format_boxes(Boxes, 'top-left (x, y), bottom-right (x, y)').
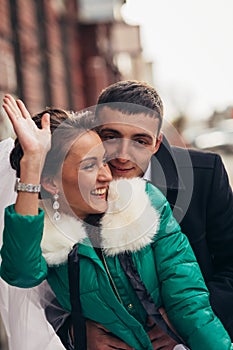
top-left (86, 79), bottom-right (233, 349)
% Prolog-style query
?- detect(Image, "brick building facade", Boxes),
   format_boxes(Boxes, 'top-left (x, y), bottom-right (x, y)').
top-left (0, 0), bottom-right (151, 125)
top-left (0, 0), bottom-right (86, 115)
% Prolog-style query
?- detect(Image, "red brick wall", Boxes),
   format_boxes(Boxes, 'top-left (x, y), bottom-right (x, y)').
top-left (0, 0), bottom-right (17, 93)
top-left (66, 0), bottom-right (86, 110)
top-left (45, 1), bottom-right (68, 109)
top-left (0, 0), bottom-right (86, 115)
top-left (16, 0), bottom-right (45, 113)
top-left (0, 0), bottom-right (123, 117)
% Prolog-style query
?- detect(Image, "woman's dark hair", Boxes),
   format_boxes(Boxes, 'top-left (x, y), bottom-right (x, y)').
top-left (10, 108), bottom-right (95, 179)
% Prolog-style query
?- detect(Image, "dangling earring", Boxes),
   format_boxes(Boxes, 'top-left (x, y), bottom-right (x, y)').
top-left (53, 192), bottom-right (61, 221)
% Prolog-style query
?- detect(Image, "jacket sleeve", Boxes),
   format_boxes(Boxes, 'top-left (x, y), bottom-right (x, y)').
top-left (148, 183), bottom-right (233, 350)
top-left (205, 154), bottom-right (233, 336)
top-left (1, 205), bottom-right (48, 287)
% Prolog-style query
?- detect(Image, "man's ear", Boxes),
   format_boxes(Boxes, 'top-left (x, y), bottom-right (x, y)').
top-left (153, 133), bottom-right (163, 154)
top-left (41, 176), bottom-right (58, 196)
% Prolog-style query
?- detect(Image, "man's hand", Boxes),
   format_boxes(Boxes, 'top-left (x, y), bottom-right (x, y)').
top-left (86, 319), bottom-right (134, 350)
top-left (147, 317), bottom-right (179, 350)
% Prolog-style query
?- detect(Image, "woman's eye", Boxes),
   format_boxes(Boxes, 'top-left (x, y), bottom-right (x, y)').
top-left (82, 163), bottom-right (96, 170)
top-left (102, 135), bottom-right (119, 143)
top-left (102, 156), bottom-right (110, 165)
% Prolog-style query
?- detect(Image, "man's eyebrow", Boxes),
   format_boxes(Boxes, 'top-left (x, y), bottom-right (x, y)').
top-left (132, 133), bottom-right (153, 140)
top-left (100, 128), bottom-right (154, 141)
top-left (99, 128), bottom-right (121, 135)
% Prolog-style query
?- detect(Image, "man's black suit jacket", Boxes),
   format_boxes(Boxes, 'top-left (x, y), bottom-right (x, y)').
top-left (152, 137), bottom-right (233, 338)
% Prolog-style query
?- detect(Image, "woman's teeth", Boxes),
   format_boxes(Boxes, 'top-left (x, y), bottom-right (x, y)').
top-left (91, 188), bottom-right (107, 195)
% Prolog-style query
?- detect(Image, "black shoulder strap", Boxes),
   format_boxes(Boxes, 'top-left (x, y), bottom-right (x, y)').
top-left (68, 243), bottom-right (87, 350)
top-left (118, 252), bottom-right (184, 344)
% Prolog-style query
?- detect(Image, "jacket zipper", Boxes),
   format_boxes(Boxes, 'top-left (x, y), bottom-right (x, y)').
top-left (101, 250), bottom-right (123, 304)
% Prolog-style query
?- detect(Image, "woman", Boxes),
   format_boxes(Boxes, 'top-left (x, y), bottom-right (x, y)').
top-left (0, 95), bottom-right (232, 350)
top-left (0, 95), bottom-right (113, 350)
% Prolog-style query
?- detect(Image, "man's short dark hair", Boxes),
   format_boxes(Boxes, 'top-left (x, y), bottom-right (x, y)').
top-left (96, 80), bottom-right (163, 133)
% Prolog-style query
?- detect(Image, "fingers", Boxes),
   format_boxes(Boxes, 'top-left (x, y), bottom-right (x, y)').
top-left (3, 95), bottom-right (50, 134)
top-left (4, 94), bottom-right (19, 111)
top-left (2, 96), bottom-right (18, 123)
top-left (2, 102), bottom-right (14, 122)
top-left (3, 94), bottom-right (31, 122)
top-left (41, 113), bottom-right (51, 131)
top-left (16, 99), bottom-right (32, 119)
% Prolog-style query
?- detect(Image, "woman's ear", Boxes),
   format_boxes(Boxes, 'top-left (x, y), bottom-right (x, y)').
top-left (41, 176), bottom-right (58, 196)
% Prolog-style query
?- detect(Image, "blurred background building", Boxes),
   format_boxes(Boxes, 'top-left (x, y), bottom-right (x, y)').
top-left (0, 0), bottom-right (154, 142)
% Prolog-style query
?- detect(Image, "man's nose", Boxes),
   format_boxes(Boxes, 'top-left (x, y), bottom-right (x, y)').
top-left (116, 139), bottom-right (131, 162)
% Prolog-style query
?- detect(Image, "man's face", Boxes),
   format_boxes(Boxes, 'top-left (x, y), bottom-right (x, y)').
top-left (98, 107), bottom-right (162, 179)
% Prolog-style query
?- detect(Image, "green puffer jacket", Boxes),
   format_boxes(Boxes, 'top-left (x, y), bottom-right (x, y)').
top-left (1, 178), bottom-right (232, 350)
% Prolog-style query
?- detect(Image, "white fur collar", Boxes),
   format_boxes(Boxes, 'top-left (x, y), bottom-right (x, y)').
top-left (41, 178), bottom-right (160, 265)
top-left (41, 205), bottom-right (86, 266)
top-left (100, 178), bottom-right (160, 256)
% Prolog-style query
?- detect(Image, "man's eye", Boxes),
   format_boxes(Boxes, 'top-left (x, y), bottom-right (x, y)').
top-left (135, 139), bottom-right (148, 145)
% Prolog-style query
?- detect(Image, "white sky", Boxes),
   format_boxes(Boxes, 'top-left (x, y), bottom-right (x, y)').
top-left (122, 0), bottom-right (233, 121)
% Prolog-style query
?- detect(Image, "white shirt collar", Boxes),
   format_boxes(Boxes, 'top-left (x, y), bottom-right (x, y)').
top-left (143, 160), bottom-right (152, 181)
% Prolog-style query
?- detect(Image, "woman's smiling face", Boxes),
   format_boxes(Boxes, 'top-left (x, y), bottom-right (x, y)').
top-left (60, 131), bottom-right (112, 219)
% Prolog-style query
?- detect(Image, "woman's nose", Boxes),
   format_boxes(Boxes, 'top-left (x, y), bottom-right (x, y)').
top-left (98, 163), bottom-right (112, 182)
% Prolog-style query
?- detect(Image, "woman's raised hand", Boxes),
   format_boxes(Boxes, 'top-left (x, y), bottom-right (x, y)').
top-left (2, 95), bottom-right (52, 215)
top-left (3, 94), bottom-right (51, 169)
